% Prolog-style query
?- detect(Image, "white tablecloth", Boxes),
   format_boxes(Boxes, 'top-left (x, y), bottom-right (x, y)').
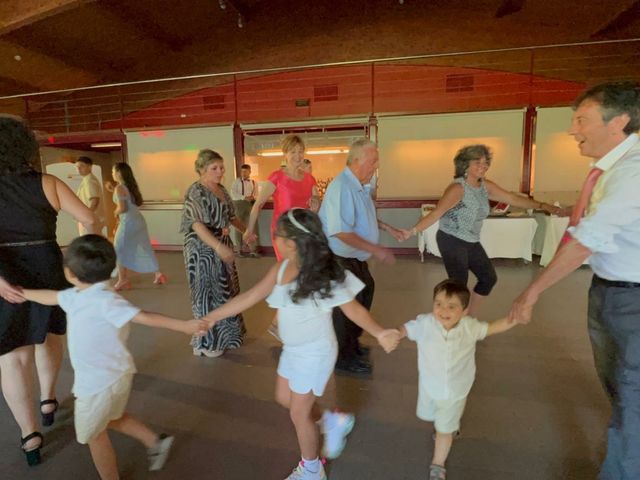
top-left (418, 217), bottom-right (539, 261)
top-left (533, 214), bottom-right (589, 267)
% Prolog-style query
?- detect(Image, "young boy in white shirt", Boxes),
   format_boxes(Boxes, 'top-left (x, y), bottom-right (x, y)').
top-left (398, 279), bottom-right (517, 480)
top-left (22, 234), bottom-right (207, 479)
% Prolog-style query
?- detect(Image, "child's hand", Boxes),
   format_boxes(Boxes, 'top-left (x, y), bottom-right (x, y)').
top-left (0, 277), bottom-right (25, 304)
top-left (184, 319), bottom-right (209, 336)
top-left (376, 328), bottom-right (401, 353)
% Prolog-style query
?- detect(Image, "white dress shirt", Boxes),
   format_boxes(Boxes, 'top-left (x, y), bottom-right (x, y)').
top-left (58, 282), bottom-right (140, 396)
top-left (405, 313), bottom-right (488, 401)
top-left (570, 133), bottom-right (640, 282)
top-left (230, 177), bottom-right (256, 201)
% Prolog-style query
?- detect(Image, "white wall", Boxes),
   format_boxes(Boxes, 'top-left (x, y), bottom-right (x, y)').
top-left (533, 107), bottom-right (592, 205)
top-left (125, 125), bottom-right (236, 202)
top-left (377, 110), bottom-right (525, 198)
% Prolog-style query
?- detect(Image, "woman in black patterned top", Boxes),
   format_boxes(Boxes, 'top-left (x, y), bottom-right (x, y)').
top-left (407, 145), bottom-right (560, 316)
top-left (181, 150), bottom-right (246, 357)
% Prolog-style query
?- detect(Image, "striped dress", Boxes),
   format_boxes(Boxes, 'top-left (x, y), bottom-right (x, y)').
top-left (181, 182), bottom-right (245, 352)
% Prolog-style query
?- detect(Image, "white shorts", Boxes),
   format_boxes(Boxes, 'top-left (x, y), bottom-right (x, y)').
top-left (277, 342), bottom-right (338, 396)
top-left (75, 374), bottom-right (133, 444)
top-left (417, 390), bottom-right (467, 434)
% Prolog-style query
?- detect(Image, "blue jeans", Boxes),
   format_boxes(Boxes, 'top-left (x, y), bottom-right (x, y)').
top-left (588, 276), bottom-right (640, 480)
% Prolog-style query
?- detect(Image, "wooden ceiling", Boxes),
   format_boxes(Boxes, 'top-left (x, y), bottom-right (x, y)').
top-left (0, 0), bottom-right (639, 99)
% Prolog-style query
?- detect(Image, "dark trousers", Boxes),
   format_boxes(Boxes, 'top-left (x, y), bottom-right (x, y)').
top-left (587, 275), bottom-right (640, 480)
top-left (436, 229), bottom-right (497, 296)
top-left (332, 256), bottom-right (375, 363)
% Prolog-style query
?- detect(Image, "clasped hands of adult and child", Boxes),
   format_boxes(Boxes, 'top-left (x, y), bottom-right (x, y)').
top-left (376, 328), bottom-right (403, 353)
top-left (0, 275), bottom-right (209, 336)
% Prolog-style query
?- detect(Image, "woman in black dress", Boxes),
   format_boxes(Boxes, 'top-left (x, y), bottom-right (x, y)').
top-left (0, 117), bottom-right (96, 465)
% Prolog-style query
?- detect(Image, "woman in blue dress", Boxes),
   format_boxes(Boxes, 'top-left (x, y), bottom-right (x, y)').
top-left (112, 162), bottom-right (167, 290)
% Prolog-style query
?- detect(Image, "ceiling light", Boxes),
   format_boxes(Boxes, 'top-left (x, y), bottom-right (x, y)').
top-left (237, 13), bottom-right (244, 28)
top-left (306, 148), bottom-right (349, 155)
top-left (219, 0), bottom-right (226, 9)
top-left (14, 54), bottom-right (22, 61)
top-left (91, 142), bottom-right (122, 148)
top-left (257, 147), bottom-right (349, 157)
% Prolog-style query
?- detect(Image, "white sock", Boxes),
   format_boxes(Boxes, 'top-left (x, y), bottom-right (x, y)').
top-left (303, 457), bottom-right (320, 473)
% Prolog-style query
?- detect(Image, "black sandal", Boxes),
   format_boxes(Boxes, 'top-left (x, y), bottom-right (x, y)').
top-left (21, 432), bottom-right (43, 466)
top-left (40, 399), bottom-right (59, 427)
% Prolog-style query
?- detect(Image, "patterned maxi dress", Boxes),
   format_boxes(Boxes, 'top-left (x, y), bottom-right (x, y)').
top-left (181, 182), bottom-right (245, 352)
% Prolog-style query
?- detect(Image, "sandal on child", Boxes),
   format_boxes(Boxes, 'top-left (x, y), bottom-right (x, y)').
top-left (40, 399), bottom-right (59, 427)
top-left (21, 432), bottom-right (43, 467)
top-left (429, 464), bottom-right (446, 480)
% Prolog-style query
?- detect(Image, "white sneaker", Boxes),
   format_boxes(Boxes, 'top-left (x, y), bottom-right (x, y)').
top-left (193, 347), bottom-right (224, 358)
top-left (285, 461), bottom-right (327, 480)
top-left (321, 410), bottom-right (355, 459)
top-left (148, 434), bottom-right (174, 471)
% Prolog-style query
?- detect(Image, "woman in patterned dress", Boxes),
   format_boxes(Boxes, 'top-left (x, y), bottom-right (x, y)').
top-left (406, 145), bottom-right (560, 316)
top-left (181, 150), bottom-right (247, 357)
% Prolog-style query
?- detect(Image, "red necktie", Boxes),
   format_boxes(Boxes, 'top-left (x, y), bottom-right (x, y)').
top-left (561, 167), bottom-right (604, 244)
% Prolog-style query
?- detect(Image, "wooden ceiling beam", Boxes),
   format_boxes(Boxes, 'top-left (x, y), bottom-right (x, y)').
top-left (591, 0), bottom-right (640, 37)
top-left (101, 1), bottom-right (191, 52)
top-left (0, 0), bottom-right (96, 35)
top-left (0, 39), bottom-right (99, 96)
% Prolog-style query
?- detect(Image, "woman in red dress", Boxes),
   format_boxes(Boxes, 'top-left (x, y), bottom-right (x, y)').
top-left (244, 134), bottom-right (319, 260)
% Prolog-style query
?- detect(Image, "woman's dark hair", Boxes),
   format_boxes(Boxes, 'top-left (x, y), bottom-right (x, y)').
top-left (453, 144), bottom-right (492, 179)
top-left (64, 234), bottom-right (117, 283)
top-left (0, 117), bottom-right (39, 175)
top-left (114, 162), bottom-right (143, 206)
top-left (275, 208), bottom-right (345, 303)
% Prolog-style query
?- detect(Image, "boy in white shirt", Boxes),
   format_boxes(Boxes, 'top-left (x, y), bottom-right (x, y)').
top-left (398, 279), bottom-right (517, 480)
top-left (22, 235), bottom-right (207, 479)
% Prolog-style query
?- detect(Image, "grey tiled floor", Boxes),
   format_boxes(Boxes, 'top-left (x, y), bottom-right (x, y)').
top-left (0, 253), bottom-right (607, 479)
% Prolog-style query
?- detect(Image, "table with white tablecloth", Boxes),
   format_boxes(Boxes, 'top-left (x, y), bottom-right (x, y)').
top-left (417, 216), bottom-right (539, 262)
top-left (532, 213), bottom-right (590, 267)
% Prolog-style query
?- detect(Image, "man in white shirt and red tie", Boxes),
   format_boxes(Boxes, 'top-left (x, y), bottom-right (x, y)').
top-left (230, 164), bottom-right (259, 257)
top-left (510, 81), bottom-right (640, 480)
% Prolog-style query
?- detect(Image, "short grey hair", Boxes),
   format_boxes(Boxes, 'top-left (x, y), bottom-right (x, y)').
top-left (346, 138), bottom-right (377, 165)
top-left (195, 149), bottom-right (223, 174)
top-left (453, 144), bottom-right (492, 178)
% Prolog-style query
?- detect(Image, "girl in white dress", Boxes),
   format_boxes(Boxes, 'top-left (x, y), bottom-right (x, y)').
top-left (204, 208), bottom-right (398, 480)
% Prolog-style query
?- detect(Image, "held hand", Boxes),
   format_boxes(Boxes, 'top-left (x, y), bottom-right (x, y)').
top-left (185, 319), bottom-right (209, 336)
top-left (243, 230), bottom-right (257, 245)
top-left (308, 196), bottom-right (320, 212)
top-left (387, 226), bottom-right (406, 242)
top-left (558, 206), bottom-right (573, 217)
top-left (0, 277), bottom-right (25, 304)
top-left (216, 243), bottom-right (235, 264)
top-left (508, 288), bottom-right (539, 324)
top-left (377, 329), bottom-right (401, 353)
top-left (399, 228), bottom-right (413, 241)
top-left (104, 180), bottom-right (115, 193)
top-left (245, 195), bottom-right (255, 202)
top-left (372, 246), bottom-right (396, 265)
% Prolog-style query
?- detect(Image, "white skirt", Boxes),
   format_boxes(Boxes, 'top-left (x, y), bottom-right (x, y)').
top-left (277, 338), bottom-right (338, 396)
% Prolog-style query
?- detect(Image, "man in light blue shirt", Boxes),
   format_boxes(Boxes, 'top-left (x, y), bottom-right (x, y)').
top-left (510, 81), bottom-right (640, 480)
top-left (319, 139), bottom-right (404, 375)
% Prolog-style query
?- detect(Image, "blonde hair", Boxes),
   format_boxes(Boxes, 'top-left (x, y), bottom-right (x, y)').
top-left (281, 134), bottom-right (305, 153)
top-left (195, 149), bottom-right (223, 174)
